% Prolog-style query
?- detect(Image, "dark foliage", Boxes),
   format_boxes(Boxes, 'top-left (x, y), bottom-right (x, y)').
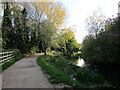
top-left (81, 17), bottom-right (120, 88)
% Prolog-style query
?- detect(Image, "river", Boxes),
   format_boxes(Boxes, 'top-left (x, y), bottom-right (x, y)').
top-left (76, 58), bottom-right (85, 67)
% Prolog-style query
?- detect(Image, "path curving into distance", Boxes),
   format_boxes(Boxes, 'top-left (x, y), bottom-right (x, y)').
top-left (2, 55), bottom-right (53, 88)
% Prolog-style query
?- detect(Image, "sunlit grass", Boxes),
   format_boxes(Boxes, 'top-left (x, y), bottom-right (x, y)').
top-left (34, 53), bottom-right (44, 55)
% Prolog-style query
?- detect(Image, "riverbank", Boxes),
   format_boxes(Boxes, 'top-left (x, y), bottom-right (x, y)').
top-left (36, 54), bottom-right (111, 88)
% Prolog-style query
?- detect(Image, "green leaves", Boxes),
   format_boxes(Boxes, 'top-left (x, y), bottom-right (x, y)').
top-left (82, 18), bottom-right (120, 64)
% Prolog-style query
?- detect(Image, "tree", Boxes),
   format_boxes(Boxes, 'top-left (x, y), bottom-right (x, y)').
top-left (1, 1), bottom-right (66, 55)
top-left (2, 2), bottom-right (33, 53)
top-left (2, 2), bottom-right (13, 49)
top-left (86, 8), bottom-right (105, 38)
top-left (54, 27), bottom-right (75, 52)
top-left (51, 27), bottom-right (79, 59)
top-left (0, 2), bottom-right (4, 50)
top-left (31, 2), bottom-right (66, 27)
top-left (82, 17), bottom-right (120, 87)
top-left (29, 1), bottom-right (66, 54)
top-left (38, 19), bottom-right (57, 55)
top-left (82, 16), bottom-right (120, 64)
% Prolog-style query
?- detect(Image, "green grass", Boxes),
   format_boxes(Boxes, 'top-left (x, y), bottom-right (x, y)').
top-left (47, 51), bottom-right (63, 56)
top-left (37, 55), bottom-right (111, 88)
top-left (47, 52), bottom-right (55, 56)
top-left (36, 55), bottom-right (87, 88)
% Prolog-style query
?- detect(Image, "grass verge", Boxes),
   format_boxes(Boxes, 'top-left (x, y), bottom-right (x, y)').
top-left (36, 55), bottom-right (87, 88)
top-left (37, 55), bottom-right (111, 88)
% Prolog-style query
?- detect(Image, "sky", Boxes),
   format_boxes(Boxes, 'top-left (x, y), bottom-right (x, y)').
top-left (61, 0), bottom-right (120, 43)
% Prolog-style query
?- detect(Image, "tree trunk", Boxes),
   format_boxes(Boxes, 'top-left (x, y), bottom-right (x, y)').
top-left (44, 50), bottom-right (47, 55)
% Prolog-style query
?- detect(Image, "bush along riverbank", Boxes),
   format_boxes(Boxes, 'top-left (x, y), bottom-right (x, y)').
top-left (36, 55), bottom-right (111, 89)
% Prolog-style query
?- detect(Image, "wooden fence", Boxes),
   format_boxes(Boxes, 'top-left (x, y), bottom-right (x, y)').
top-left (0, 51), bottom-right (14, 65)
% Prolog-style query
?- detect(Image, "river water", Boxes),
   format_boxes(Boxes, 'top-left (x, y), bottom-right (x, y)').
top-left (76, 58), bottom-right (85, 67)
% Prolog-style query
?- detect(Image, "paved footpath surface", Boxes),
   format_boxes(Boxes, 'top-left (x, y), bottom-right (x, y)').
top-left (2, 55), bottom-right (53, 88)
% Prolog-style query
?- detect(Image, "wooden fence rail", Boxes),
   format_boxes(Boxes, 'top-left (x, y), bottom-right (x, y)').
top-left (0, 51), bottom-right (14, 65)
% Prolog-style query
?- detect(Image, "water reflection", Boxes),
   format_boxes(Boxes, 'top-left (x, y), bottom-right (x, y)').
top-left (77, 58), bottom-right (85, 67)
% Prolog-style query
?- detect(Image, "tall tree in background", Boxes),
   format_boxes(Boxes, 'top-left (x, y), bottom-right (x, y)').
top-left (2, 2), bottom-right (12, 49)
top-left (29, 2), bottom-right (66, 54)
top-left (37, 20), bottom-right (57, 55)
top-left (86, 8), bottom-right (105, 38)
top-left (11, 3), bottom-right (30, 53)
top-left (2, 2), bottom-right (32, 53)
top-left (2, 1), bottom-right (66, 54)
